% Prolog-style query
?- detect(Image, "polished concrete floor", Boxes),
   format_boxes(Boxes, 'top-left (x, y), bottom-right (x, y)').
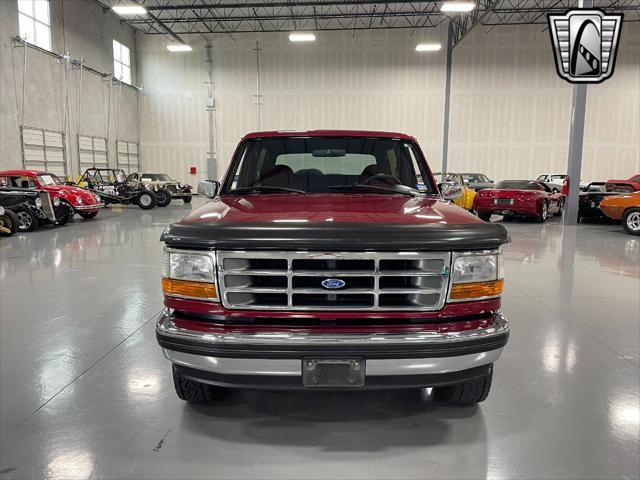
top-left (0, 199), bottom-right (638, 480)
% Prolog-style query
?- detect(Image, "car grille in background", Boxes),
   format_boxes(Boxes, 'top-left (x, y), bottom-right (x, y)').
top-left (493, 198), bottom-right (514, 205)
top-left (38, 191), bottom-right (56, 222)
top-left (165, 184), bottom-right (177, 192)
top-left (217, 251), bottom-right (451, 311)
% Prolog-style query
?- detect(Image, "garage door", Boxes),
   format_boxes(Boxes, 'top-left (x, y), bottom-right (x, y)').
top-left (117, 141), bottom-right (140, 174)
top-left (21, 127), bottom-right (67, 178)
top-left (78, 135), bottom-right (108, 174)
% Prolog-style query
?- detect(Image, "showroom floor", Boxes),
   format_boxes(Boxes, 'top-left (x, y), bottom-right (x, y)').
top-left (0, 199), bottom-right (638, 480)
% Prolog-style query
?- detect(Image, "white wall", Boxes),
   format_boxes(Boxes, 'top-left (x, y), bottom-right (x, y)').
top-left (135, 23), bottom-right (640, 185)
top-left (448, 24), bottom-right (640, 182)
top-left (0, 0), bottom-right (140, 176)
top-left (137, 27), bottom-right (449, 184)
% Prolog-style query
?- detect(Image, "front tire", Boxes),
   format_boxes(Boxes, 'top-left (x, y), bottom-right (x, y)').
top-left (0, 209), bottom-right (19, 235)
top-left (155, 188), bottom-right (172, 207)
top-left (56, 213), bottom-right (70, 226)
top-left (136, 191), bottom-right (157, 210)
top-left (432, 366), bottom-right (493, 406)
top-left (478, 213), bottom-right (492, 222)
top-left (183, 195), bottom-right (192, 203)
top-left (16, 209), bottom-right (38, 232)
top-left (554, 199), bottom-right (564, 217)
top-left (622, 208), bottom-right (640, 236)
top-left (535, 201), bottom-right (548, 223)
top-left (172, 365), bottom-right (228, 403)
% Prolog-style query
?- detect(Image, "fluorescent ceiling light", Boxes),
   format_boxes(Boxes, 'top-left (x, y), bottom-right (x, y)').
top-left (416, 43), bottom-right (442, 52)
top-left (440, 2), bottom-right (476, 12)
top-left (167, 44), bottom-right (193, 52)
top-left (289, 32), bottom-right (316, 42)
top-left (112, 4), bottom-right (147, 15)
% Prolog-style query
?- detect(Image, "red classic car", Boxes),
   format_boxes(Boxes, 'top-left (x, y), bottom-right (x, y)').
top-left (0, 169), bottom-right (104, 219)
top-left (474, 180), bottom-right (564, 222)
top-left (606, 175), bottom-right (640, 192)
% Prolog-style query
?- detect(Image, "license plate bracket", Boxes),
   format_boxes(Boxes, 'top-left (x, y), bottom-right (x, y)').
top-left (302, 358), bottom-right (365, 387)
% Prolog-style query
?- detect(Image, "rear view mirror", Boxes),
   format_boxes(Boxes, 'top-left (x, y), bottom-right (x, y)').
top-left (438, 181), bottom-right (463, 201)
top-left (197, 180), bottom-right (220, 198)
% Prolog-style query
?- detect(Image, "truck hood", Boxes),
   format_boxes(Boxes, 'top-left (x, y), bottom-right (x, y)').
top-left (162, 193), bottom-right (510, 251)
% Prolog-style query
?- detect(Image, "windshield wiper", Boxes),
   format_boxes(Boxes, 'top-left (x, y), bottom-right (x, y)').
top-left (231, 185), bottom-right (307, 195)
top-left (328, 184), bottom-right (418, 197)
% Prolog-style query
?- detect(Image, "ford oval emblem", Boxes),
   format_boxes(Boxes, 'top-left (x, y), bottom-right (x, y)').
top-left (321, 278), bottom-right (346, 290)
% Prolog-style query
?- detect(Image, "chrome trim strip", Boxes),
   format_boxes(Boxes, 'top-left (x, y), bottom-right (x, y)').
top-left (162, 348), bottom-right (503, 376)
top-left (156, 309), bottom-right (509, 346)
top-left (216, 250), bottom-right (451, 311)
top-left (73, 203), bottom-right (104, 211)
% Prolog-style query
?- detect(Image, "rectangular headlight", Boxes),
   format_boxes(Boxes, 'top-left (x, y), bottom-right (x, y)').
top-left (162, 248), bottom-right (218, 301)
top-left (449, 250), bottom-right (503, 302)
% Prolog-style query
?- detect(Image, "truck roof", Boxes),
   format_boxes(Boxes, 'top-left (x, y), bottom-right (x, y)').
top-left (242, 130), bottom-right (416, 141)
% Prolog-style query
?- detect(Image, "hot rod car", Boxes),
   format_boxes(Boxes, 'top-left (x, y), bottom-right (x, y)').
top-left (0, 169), bottom-right (104, 219)
top-left (0, 188), bottom-right (73, 231)
top-left (599, 191), bottom-right (640, 236)
top-left (126, 172), bottom-right (192, 206)
top-left (473, 180), bottom-right (564, 223)
top-left (578, 182), bottom-right (635, 223)
top-left (76, 168), bottom-right (158, 210)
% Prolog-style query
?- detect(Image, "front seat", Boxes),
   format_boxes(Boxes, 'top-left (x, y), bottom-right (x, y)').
top-left (259, 165), bottom-right (300, 189)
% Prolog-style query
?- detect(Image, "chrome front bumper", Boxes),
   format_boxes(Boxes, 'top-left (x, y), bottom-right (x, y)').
top-left (73, 203), bottom-right (105, 211)
top-left (157, 309), bottom-right (508, 388)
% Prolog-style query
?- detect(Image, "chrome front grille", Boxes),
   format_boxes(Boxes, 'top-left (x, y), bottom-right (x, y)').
top-left (217, 251), bottom-right (451, 311)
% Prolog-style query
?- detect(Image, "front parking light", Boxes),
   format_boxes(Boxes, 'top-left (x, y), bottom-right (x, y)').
top-left (161, 248), bottom-right (218, 302)
top-left (448, 250), bottom-right (504, 302)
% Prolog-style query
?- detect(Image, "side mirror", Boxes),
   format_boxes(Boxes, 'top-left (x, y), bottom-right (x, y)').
top-left (438, 181), bottom-right (463, 201)
top-left (197, 180), bottom-right (220, 198)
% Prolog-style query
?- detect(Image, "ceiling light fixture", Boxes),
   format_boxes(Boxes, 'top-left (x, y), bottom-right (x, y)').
top-left (416, 43), bottom-right (442, 52)
top-left (440, 2), bottom-right (476, 12)
top-left (167, 44), bottom-right (193, 52)
top-left (289, 32), bottom-right (316, 42)
top-left (112, 4), bottom-right (147, 16)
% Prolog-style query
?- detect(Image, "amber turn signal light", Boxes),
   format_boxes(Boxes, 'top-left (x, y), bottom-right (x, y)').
top-left (449, 279), bottom-right (504, 300)
top-left (162, 278), bottom-right (217, 300)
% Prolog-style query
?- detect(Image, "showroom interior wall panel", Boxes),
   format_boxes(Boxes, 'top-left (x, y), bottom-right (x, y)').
top-left (137, 23), bottom-right (638, 185)
top-left (448, 23), bottom-right (639, 182)
top-left (0, 0), bottom-right (139, 176)
top-left (137, 28), bottom-right (448, 184)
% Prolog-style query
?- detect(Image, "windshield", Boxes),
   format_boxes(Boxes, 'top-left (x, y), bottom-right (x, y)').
top-left (224, 137), bottom-right (434, 195)
top-left (37, 174), bottom-right (61, 186)
top-left (462, 174), bottom-right (489, 183)
top-left (142, 174), bottom-right (173, 182)
top-left (496, 181), bottom-right (543, 190)
top-left (434, 173), bottom-right (461, 185)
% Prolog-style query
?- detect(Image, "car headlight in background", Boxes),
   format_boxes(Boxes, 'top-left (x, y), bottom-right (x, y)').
top-left (76, 197), bottom-right (83, 205)
top-left (448, 250), bottom-right (503, 302)
top-left (161, 248), bottom-right (218, 301)
top-left (35, 198), bottom-right (42, 208)
top-left (53, 197), bottom-right (60, 207)
top-left (94, 194), bottom-right (101, 203)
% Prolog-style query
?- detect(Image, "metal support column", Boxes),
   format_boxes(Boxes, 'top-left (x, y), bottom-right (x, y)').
top-left (204, 43), bottom-right (217, 180)
top-left (564, 0), bottom-right (592, 225)
top-left (254, 40), bottom-right (262, 130)
top-left (441, 22), bottom-right (454, 175)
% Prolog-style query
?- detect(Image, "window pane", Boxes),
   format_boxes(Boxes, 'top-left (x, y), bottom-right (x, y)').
top-left (18, 0), bottom-right (33, 15)
top-left (114, 60), bottom-right (122, 80)
top-left (113, 40), bottom-right (121, 62)
top-left (35, 21), bottom-right (51, 50)
top-left (121, 45), bottom-right (130, 67)
top-left (122, 65), bottom-right (131, 84)
top-left (34, 0), bottom-right (49, 24)
top-left (19, 13), bottom-right (34, 42)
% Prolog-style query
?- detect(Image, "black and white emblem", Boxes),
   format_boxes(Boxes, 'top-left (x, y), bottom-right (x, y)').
top-left (548, 9), bottom-right (623, 84)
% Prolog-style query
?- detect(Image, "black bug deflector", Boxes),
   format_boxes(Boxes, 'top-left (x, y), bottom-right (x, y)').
top-left (160, 221), bottom-right (510, 251)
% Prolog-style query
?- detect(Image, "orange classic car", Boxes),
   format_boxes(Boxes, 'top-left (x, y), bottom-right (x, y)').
top-left (599, 191), bottom-right (640, 236)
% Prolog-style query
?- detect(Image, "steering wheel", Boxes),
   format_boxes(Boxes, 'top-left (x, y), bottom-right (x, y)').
top-left (361, 173), bottom-right (401, 186)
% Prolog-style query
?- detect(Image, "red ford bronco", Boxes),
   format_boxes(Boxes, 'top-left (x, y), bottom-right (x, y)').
top-left (157, 130), bottom-right (510, 406)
